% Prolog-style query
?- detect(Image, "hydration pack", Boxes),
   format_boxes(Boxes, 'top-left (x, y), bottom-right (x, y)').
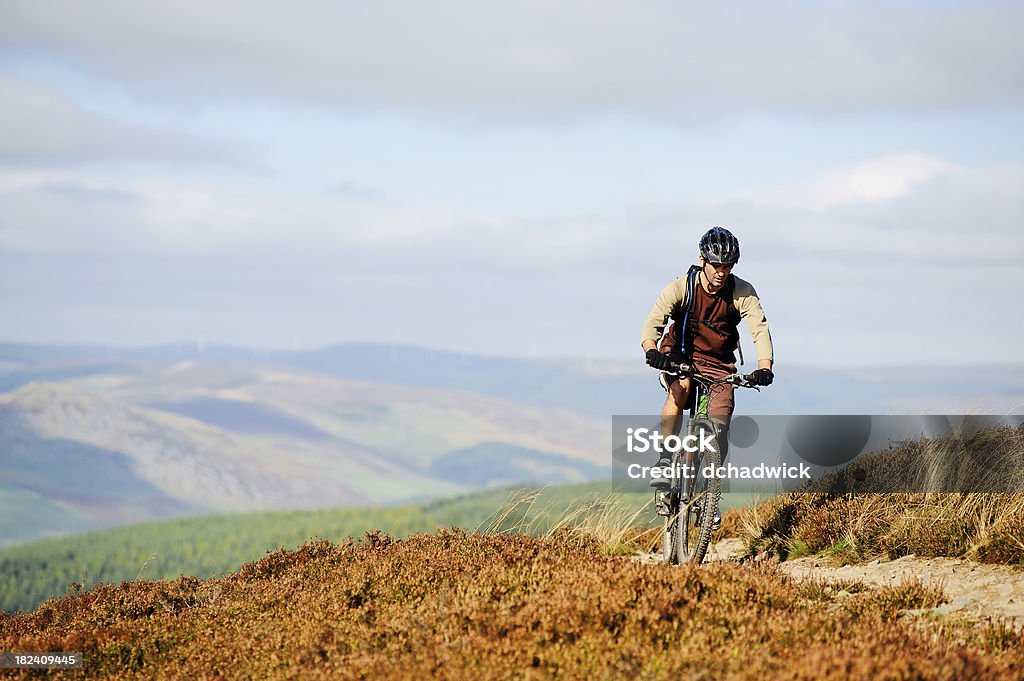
top-left (658, 265), bottom-right (744, 365)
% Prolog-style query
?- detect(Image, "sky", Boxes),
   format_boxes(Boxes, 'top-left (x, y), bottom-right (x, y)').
top-left (0, 1), bottom-right (1021, 368)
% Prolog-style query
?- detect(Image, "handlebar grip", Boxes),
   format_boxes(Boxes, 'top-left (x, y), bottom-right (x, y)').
top-left (666, 361), bottom-right (694, 375)
top-left (736, 373), bottom-right (763, 387)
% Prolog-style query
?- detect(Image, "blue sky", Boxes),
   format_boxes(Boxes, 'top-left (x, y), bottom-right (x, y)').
top-left (0, 1), bottom-right (1021, 367)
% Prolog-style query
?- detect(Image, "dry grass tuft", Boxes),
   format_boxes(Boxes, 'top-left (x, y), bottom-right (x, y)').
top-left (723, 425), bottom-right (1024, 564)
top-left (481, 487), bottom-right (660, 555)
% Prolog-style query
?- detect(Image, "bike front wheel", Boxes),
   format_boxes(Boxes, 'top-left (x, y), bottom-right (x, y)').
top-left (671, 420), bottom-right (721, 564)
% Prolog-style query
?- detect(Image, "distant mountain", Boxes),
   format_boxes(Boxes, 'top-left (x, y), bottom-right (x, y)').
top-left (0, 342), bottom-right (628, 413)
top-left (0, 381), bottom-right (375, 545)
top-left (0, 359), bottom-right (607, 546)
top-left (1, 341), bottom-right (1022, 415)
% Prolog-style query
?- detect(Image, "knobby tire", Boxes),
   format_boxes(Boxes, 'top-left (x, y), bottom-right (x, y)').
top-left (663, 419), bottom-right (721, 565)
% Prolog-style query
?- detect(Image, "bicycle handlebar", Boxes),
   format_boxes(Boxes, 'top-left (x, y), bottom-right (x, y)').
top-left (663, 360), bottom-right (761, 389)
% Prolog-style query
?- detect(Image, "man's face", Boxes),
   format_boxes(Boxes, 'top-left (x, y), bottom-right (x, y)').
top-left (700, 257), bottom-right (734, 288)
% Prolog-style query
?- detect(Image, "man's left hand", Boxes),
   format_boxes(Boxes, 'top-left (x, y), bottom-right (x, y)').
top-left (750, 368), bottom-right (774, 386)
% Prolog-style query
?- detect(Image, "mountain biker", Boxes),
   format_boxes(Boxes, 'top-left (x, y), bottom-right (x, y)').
top-left (640, 226), bottom-right (775, 529)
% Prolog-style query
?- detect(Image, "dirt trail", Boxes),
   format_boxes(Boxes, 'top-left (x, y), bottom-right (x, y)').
top-left (638, 538), bottom-right (1024, 630)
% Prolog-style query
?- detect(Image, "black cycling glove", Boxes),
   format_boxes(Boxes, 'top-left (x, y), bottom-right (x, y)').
top-left (750, 368), bottom-right (774, 386)
top-left (645, 349), bottom-right (672, 371)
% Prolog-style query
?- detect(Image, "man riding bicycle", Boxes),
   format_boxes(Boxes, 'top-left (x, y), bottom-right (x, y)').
top-left (640, 226), bottom-right (775, 529)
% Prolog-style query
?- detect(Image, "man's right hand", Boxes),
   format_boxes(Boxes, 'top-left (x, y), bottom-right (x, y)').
top-left (645, 348), bottom-right (671, 370)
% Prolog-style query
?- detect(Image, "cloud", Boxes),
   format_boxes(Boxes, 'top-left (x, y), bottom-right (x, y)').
top-left (0, 152), bottom-right (1020, 363)
top-left (634, 154), bottom-right (1023, 266)
top-left (0, 171), bottom-right (422, 255)
top-left (2, 1), bottom-right (1020, 122)
top-left (0, 169), bottom-right (623, 271)
top-left (1, 152), bottom-right (1019, 274)
top-left (0, 75), bottom-right (232, 165)
top-left (729, 153), bottom-right (959, 211)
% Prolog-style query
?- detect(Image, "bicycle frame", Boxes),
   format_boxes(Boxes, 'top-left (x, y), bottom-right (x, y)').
top-left (679, 380), bottom-right (714, 497)
top-left (656, 361), bottom-right (757, 565)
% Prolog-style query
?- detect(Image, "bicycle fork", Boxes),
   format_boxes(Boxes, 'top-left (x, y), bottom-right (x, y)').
top-left (655, 450), bottom-right (696, 516)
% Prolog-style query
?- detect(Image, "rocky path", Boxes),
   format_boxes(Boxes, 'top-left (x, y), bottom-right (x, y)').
top-left (637, 538), bottom-right (1024, 630)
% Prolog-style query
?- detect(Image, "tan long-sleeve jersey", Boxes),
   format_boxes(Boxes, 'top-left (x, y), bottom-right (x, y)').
top-left (640, 271), bottom-right (774, 364)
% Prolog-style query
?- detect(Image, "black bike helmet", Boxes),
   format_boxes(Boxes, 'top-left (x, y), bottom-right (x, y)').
top-left (699, 226), bottom-right (740, 265)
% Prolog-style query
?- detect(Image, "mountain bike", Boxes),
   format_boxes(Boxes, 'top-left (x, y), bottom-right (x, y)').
top-left (655, 361), bottom-right (761, 564)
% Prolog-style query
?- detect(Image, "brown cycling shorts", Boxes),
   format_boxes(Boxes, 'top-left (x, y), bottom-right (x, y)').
top-left (659, 356), bottom-right (736, 420)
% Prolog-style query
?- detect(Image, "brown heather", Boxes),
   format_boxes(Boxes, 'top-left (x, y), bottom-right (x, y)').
top-left (2, 529), bottom-right (1022, 679)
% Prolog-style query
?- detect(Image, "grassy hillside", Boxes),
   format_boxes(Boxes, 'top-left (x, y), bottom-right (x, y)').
top-left (718, 426), bottom-right (1024, 565)
top-left (1, 530), bottom-right (1021, 679)
top-left (0, 482), bottom-right (651, 615)
top-left (724, 490), bottom-right (1024, 566)
top-left (4, 430), bottom-right (1024, 678)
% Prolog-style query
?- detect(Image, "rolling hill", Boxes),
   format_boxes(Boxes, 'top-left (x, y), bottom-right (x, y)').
top-left (0, 360), bottom-right (606, 546)
top-left (1, 341), bottom-right (1022, 548)
top-left (3, 341), bottom-right (1023, 415)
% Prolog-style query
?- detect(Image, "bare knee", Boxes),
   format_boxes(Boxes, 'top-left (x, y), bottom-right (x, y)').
top-left (668, 379), bottom-right (690, 410)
